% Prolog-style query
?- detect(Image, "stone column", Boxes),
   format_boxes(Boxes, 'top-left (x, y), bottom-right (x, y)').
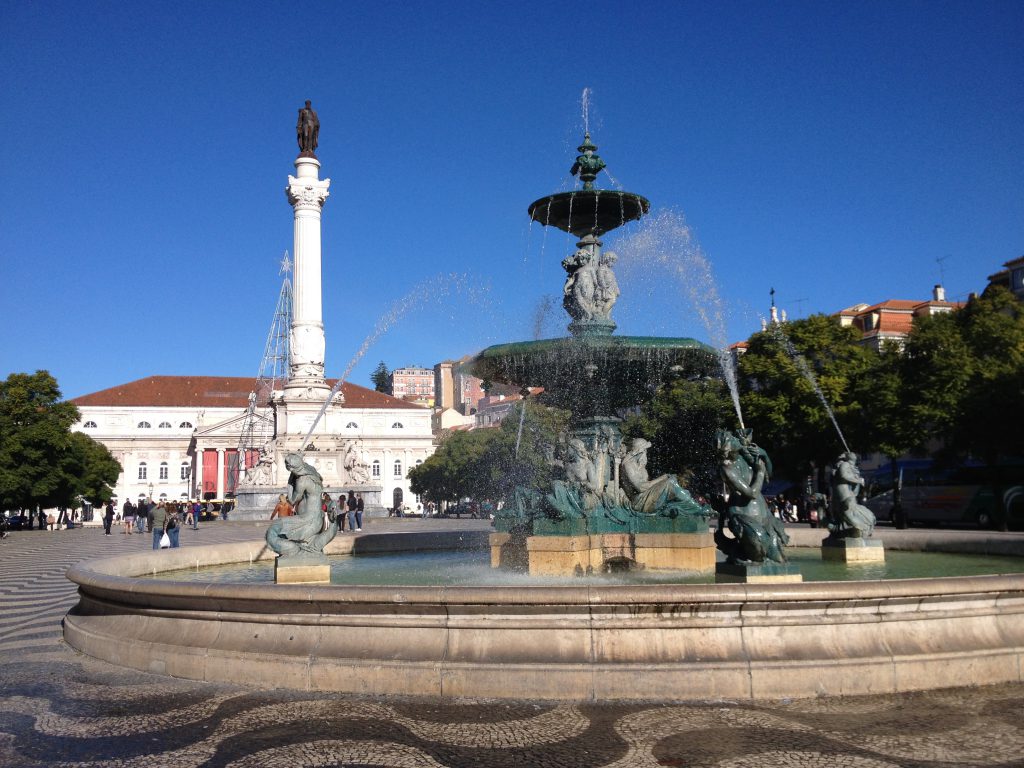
top-left (285, 157), bottom-right (331, 391)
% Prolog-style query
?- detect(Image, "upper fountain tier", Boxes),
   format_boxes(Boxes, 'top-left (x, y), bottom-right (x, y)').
top-left (527, 133), bottom-right (650, 238)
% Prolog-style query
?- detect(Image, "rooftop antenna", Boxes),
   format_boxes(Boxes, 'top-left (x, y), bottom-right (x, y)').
top-left (936, 254), bottom-right (950, 286)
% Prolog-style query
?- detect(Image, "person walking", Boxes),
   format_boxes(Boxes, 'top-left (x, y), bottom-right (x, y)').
top-left (123, 500), bottom-right (136, 535)
top-left (150, 502), bottom-right (167, 550)
top-left (137, 499), bottom-right (151, 534)
top-left (346, 490), bottom-right (359, 532)
top-left (337, 493), bottom-right (348, 532)
top-left (102, 501), bottom-right (114, 535)
top-left (166, 504), bottom-right (181, 548)
top-left (355, 492), bottom-right (364, 531)
top-left (191, 499), bottom-right (202, 529)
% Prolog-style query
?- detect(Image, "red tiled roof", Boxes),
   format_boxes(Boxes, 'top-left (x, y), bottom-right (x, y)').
top-left (71, 376), bottom-right (426, 410)
top-left (875, 314), bottom-right (915, 334)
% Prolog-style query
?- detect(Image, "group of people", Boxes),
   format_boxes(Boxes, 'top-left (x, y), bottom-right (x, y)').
top-left (102, 498), bottom-right (203, 548)
top-left (271, 490), bottom-right (364, 532)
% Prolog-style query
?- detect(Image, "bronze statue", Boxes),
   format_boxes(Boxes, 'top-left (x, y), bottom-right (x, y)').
top-left (828, 451), bottom-right (877, 538)
top-left (296, 100), bottom-right (320, 156)
top-left (265, 452), bottom-right (337, 557)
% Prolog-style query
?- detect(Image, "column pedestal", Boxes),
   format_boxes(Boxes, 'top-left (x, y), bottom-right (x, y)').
top-left (822, 537), bottom-right (886, 563)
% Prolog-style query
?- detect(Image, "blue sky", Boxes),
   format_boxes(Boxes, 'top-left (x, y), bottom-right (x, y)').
top-left (1, 1), bottom-right (1021, 399)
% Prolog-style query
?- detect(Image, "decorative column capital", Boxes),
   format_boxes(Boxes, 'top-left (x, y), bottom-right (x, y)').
top-left (286, 176), bottom-right (331, 210)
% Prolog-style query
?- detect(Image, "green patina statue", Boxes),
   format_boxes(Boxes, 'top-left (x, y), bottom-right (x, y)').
top-left (570, 133), bottom-right (606, 190)
top-left (265, 452), bottom-right (337, 558)
top-left (828, 451), bottom-right (877, 538)
top-left (714, 429), bottom-right (789, 564)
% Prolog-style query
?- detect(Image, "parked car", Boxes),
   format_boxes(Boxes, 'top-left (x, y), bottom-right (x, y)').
top-left (2, 513), bottom-right (29, 531)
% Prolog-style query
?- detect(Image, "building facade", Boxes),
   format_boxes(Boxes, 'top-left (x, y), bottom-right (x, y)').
top-left (72, 376), bottom-right (433, 518)
top-left (389, 366), bottom-right (435, 406)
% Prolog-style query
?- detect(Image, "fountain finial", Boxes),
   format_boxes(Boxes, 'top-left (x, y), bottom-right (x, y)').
top-left (570, 133), bottom-right (606, 191)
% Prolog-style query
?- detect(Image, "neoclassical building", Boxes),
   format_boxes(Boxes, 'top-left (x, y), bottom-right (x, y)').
top-left (72, 375), bottom-right (433, 518)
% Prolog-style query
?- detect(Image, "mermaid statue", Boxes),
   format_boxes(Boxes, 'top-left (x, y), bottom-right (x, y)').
top-left (714, 429), bottom-right (788, 564)
top-left (266, 452), bottom-right (338, 560)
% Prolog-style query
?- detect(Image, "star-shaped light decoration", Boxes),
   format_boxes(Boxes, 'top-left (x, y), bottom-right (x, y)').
top-left (279, 251), bottom-right (293, 275)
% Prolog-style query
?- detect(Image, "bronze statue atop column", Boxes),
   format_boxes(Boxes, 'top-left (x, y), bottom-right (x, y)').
top-left (296, 100), bottom-right (320, 157)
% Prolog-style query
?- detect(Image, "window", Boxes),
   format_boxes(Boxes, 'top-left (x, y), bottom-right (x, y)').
top-left (138, 462), bottom-right (147, 480)
top-left (83, 421), bottom-right (97, 429)
top-left (180, 462), bottom-right (190, 480)
top-left (159, 462), bottom-right (169, 480)
top-left (346, 421), bottom-right (358, 429)
top-left (179, 421), bottom-right (193, 429)
top-left (158, 421), bottom-right (172, 429)
top-left (394, 459), bottom-right (403, 478)
top-left (415, 459), bottom-right (423, 467)
top-left (158, 493), bottom-right (168, 501)
top-left (372, 460), bottom-right (381, 478)
top-left (392, 422), bottom-right (404, 429)
top-left (137, 421), bottom-right (151, 429)
top-left (137, 494), bottom-right (146, 503)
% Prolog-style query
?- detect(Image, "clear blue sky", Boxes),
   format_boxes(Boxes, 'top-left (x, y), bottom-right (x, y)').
top-left (2, 1), bottom-right (1021, 399)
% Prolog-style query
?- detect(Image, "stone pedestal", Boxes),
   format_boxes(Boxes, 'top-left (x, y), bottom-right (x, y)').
top-left (232, 486), bottom-right (288, 520)
top-left (822, 537), bottom-right (886, 563)
top-left (715, 562), bottom-right (803, 584)
top-left (275, 553), bottom-right (331, 584)
top-left (522, 532), bottom-right (716, 577)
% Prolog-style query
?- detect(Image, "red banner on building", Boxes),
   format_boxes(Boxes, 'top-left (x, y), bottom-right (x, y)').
top-left (202, 450), bottom-right (218, 498)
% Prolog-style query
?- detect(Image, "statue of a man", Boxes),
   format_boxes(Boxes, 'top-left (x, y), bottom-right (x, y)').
top-left (619, 438), bottom-right (705, 516)
top-left (296, 100), bottom-right (320, 156)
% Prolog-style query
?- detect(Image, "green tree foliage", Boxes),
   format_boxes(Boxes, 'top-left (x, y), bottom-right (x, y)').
top-left (904, 286), bottom-right (1024, 465)
top-left (0, 371), bottom-right (121, 511)
top-left (738, 315), bottom-right (875, 481)
top-left (409, 400), bottom-right (568, 505)
top-left (370, 361), bottom-right (391, 393)
top-left (621, 375), bottom-right (735, 496)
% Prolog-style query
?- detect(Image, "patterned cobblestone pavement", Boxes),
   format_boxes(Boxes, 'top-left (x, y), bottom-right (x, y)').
top-left (1, 520), bottom-right (1023, 767)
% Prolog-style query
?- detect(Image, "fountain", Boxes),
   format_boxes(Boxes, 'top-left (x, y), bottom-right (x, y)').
top-left (471, 133), bottom-right (723, 576)
top-left (61, 108), bottom-right (1024, 702)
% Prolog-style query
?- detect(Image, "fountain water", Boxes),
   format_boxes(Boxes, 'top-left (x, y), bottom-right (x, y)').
top-left (764, 320), bottom-right (850, 453)
top-left (615, 208), bottom-right (745, 429)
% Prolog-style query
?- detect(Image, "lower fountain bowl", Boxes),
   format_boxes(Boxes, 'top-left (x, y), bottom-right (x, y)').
top-left (64, 529), bottom-right (1024, 701)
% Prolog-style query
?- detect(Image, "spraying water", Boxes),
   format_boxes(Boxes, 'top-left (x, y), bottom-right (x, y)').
top-left (615, 208), bottom-right (744, 429)
top-left (514, 400), bottom-right (528, 458)
top-left (581, 87), bottom-right (592, 136)
top-left (300, 273), bottom-right (491, 450)
top-left (765, 321), bottom-right (850, 452)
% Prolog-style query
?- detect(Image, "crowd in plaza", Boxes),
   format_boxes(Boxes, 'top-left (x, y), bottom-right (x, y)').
top-left (271, 490), bottom-right (365, 531)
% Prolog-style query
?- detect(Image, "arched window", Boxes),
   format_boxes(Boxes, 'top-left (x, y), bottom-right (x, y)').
top-left (392, 422), bottom-right (404, 429)
top-left (415, 459), bottom-right (423, 467)
top-left (393, 459), bottom-right (403, 478)
top-left (180, 492), bottom-right (189, 499)
top-left (158, 493), bottom-right (168, 501)
top-left (180, 462), bottom-right (190, 480)
top-left (137, 494), bottom-right (146, 503)
top-left (371, 460), bottom-right (381, 478)
top-left (83, 420), bottom-right (97, 429)
top-left (346, 421), bottom-right (358, 429)
top-left (137, 421), bottom-right (151, 429)
top-left (138, 462), bottom-right (147, 480)
top-left (179, 421), bottom-right (193, 429)
top-left (159, 462), bottom-right (169, 480)
top-left (158, 421), bottom-right (172, 429)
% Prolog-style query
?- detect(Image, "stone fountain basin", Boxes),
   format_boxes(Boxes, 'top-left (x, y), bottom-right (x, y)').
top-left (528, 189), bottom-right (650, 237)
top-left (64, 529), bottom-right (1024, 701)
top-left (469, 335), bottom-right (716, 410)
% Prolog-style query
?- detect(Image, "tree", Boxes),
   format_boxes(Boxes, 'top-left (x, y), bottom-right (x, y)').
top-left (902, 287), bottom-right (1024, 526)
top-left (0, 371), bottom-right (119, 513)
top-left (737, 315), bottom-right (875, 485)
top-left (409, 400), bottom-right (569, 506)
top-left (370, 361), bottom-right (391, 393)
top-left (621, 375), bottom-right (735, 497)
